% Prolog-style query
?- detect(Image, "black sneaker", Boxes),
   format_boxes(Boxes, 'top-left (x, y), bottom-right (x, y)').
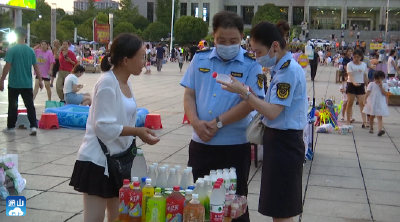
top-left (378, 130), bottom-right (385, 137)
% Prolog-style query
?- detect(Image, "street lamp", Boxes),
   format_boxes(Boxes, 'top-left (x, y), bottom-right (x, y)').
top-left (385, 0), bottom-right (390, 43)
top-left (170, 0), bottom-right (175, 58)
top-left (109, 13), bottom-right (113, 45)
top-left (51, 3), bottom-right (57, 46)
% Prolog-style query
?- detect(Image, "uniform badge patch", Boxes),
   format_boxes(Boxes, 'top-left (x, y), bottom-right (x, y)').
top-left (231, 72), bottom-right (243, 78)
top-left (257, 74), bottom-right (264, 89)
top-left (276, 83), bottom-right (290, 99)
top-left (199, 68), bottom-right (210, 73)
top-left (280, 60), bottom-right (291, 69)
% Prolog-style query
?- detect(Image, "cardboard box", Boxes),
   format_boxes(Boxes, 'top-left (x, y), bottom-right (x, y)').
top-left (388, 95), bottom-right (400, 106)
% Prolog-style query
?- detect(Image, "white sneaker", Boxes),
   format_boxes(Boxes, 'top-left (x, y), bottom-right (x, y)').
top-left (30, 127), bottom-right (37, 136)
top-left (2, 128), bottom-right (15, 133)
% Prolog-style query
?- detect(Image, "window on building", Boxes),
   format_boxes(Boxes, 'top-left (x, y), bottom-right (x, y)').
top-left (191, 3), bottom-right (199, 17)
top-left (225, 6), bottom-right (237, 14)
top-left (147, 2), bottom-right (154, 22)
top-left (293, 7), bottom-right (304, 26)
top-left (203, 3), bottom-right (210, 24)
top-left (279, 7), bottom-right (289, 21)
top-left (242, 6), bottom-right (254, 25)
top-left (180, 3), bottom-right (187, 16)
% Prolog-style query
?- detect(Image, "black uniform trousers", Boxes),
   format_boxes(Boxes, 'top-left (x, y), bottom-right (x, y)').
top-left (188, 140), bottom-right (251, 222)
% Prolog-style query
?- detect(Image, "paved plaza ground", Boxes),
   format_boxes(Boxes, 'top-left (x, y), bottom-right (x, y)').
top-left (0, 60), bottom-right (399, 222)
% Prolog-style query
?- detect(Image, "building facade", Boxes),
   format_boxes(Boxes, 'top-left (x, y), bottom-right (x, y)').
top-left (74, 0), bottom-right (119, 13)
top-left (132, 0), bottom-right (400, 31)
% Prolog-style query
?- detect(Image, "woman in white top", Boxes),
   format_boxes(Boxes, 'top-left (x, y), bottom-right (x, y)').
top-left (64, 64), bottom-right (91, 106)
top-left (69, 34), bottom-right (160, 222)
top-left (346, 49), bottom-right (368, 127)
top-left (387, 49), bottom-right (399, 78)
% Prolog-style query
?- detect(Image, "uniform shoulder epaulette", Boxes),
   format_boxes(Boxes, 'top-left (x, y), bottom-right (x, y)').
top-left (196, 48), bottom-right (211, 53)
top-left (244, 52), bottom-right (256, 60)
top-left (280, 60), bottom-right (291, 69)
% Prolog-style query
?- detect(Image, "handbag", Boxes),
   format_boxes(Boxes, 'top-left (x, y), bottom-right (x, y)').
top-left (97, 138), bottom-right (137, 190)
top-left (246, 113), bottom-right (265, 145)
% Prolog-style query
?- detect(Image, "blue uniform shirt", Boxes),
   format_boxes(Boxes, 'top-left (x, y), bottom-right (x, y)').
top-left (180, 47), bottom-right (265, 145)
top-left (262, 52), bottom-right (308, 130)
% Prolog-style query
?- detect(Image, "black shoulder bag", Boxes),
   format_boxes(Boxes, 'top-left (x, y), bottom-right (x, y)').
top-left (97, 138), bottom-right (137, 190)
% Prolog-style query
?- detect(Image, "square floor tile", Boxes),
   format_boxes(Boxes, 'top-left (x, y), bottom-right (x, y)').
top-left (21, 174), bottom-right (68, 191)
top-left (303, 199), bottom-right (371, 220)
top-left (26, 163), bottom-right (74, 178)
top-left (27, 192), bottom-right (82, 213)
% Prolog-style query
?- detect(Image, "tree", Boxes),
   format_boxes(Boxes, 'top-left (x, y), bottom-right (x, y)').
top-left (174, 16), bottom-right (208, 44)
top-left (96, 13), bottom-right (109, 24)
top-left (56, 8), bottom-right (66, 22)
top-left (77, 24), bottom-right (92, 41)
top-left (155, 0), bottom-right (180, 28)
top-left (143, 22), bottom-right (169, 42)
top-left (251, 4), bottom-right (284, 26)
top-left (114, 22), bottom-right (136, 37)
top-left (30, 20), bottom-right (51, 42)
top-left (22, 0), bottom-right (51, 25)
top-left (58, 20), bottom-right (76, 40)
top-left (132, 15), bottom-right (150, 31)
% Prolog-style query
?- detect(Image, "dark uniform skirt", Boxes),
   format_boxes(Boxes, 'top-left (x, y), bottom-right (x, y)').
top-left (259, 127), bottom-right (305, 218)
top-left (69, 160), bottom-right (120, 198)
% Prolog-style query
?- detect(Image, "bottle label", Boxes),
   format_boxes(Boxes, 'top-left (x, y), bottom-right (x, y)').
top-left (119, 190), bottom-right (130, 214)
top-left (230, 179), bottom-right (237, 191)
top-left (210, 204), bottom-right (224, 222)
top-left (166, 199), bottom-right (184, 222)
top-left (129, 193), bottom-right (142, 217)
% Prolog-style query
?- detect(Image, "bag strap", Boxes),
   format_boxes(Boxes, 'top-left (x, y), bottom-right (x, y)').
top-left (97, 137), bottom-right (110, 157)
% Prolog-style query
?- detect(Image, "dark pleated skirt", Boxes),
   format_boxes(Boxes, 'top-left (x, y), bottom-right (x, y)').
top-left (69, 160), bottom-right (119, 198)
top-left (258, 127), bottom-right (305, 218)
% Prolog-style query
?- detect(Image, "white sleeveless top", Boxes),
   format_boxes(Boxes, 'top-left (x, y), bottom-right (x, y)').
top-left (122, 93), bottom-right (137, 124)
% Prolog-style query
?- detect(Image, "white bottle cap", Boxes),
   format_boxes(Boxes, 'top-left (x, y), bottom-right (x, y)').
top-left (204, 176), bottom-right (210, 181)
top-left (149, 165), bottom-right (155, 170)
top-left (187, 167), bottom-right (193, 171)
top-left (146, 178), bottom-right (152, 184)
top-left (210, 170), bottom-right (216, 174)
top-left (185, 189), bottom-right (193, 194)
top-left (230, 167), bottom-right (236, 171)
top-left (223, 168), bottom-right (229, 172)
top-left (192, 193), bottom-right (199, 199)
top-left (153, 163), bottom-right (158, 167)
top-left (170, 168), bottom-right (176, 173)
top-left (164, 164), bottom-right (169, 168)
top-left (160, 167), bottom-right (166, 172)
top-left (175, 165), bottom-right (181, 170)
top-left (183, 169), bottom-right (190, 174)
top-left (132, 177), bottom-right (139, 182)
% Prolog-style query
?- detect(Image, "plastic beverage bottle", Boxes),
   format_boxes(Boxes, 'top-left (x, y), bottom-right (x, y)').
top-left (180, 169), bottom-right (191, 190)
top-left (166, 186), bottom-right (185, 222)
top-left (163, 164), bottom-right (170, 178)
top-left (129, 181), bottom-right (143, 222)
top-left (187, 167), bottom-right (194, 186)
top-left (156, 167), bottom-right (168, 194)
top-left (229, 168), bottom-right (237, 195)
top-left (183, 194), bottom-right (205, 222)
top-left (210, 170), bottom-right (217, 186)
top-left (216, 170), bottom-right (223, 181)
top-left (142, 178), bottom-right (155, 222)
top-left (148, 165), bottom-right (157, 187)
top-left (184, 189), bottom-right (193, 206)
top-left (119, 179), bottom-right (131, 222)
top-left (175, 165), bottom-right (181, 184)
top-left (130, 177), bottom-right (139, 189)
top-left (210, 183), bottom-right (225, 222)
top-left (203, 177), bottom-right (212, 222)
top-left (223, 169), bottom-right (230, 195)
top-left (141, 177), bottom-right (148, 189)
top-left (212, 72), bottom-right (232, 84)
top-left (131, 149), bottom-right (147, 182)
top-left (166, 168), bottom-right (179, 189)
top-left (146, 188), bottom-right (166, 222)
top-left (215, 181), bottom-right (225, 201)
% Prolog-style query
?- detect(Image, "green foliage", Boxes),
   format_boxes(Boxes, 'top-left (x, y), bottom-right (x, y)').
top-left (174, 16), bottom-right (208, 44)
top-left (251, 4), bottom-right (284, 26)
top-left (30, 20), bottom-right (51, 42)
top-left (96, 13), bottom-right (109, 24)
top-left (143, 22), bottom-right (169, 42)
top-left (155, 0), bottom-right (180, 28)
top-left (204, 35), bottom-right (214, 46)
top-left (114, 22), bottom-right (136, 37)
top-left (132, 15), bottom-right (150, 32)
top-left (22, 0), bottom-right (51, 25)
top-left (289, 26), bottom-right (302, 42)
top-left (77, 24), bottom-right (92, 41)
top-left (244, 28), bottom-right (251, 37)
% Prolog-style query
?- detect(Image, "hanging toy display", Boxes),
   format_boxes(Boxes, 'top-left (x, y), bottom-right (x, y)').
top-left (314, 98), bottom-right (343, 133)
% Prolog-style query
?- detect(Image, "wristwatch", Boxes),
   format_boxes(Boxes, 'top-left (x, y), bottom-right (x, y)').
top-left (216, 116), bottom-right (223, 129)
top-left (243, 91), bottom-right (252, 100)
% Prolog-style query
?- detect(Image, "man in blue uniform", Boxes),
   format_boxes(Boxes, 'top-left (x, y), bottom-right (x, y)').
top-left (180, 11), bottom-right (265, 222)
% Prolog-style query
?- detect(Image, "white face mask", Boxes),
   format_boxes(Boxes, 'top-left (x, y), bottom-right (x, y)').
top-left (256, 49), bottom-right (277, 68)
top-left (216, 44), bottom-right (240, 60)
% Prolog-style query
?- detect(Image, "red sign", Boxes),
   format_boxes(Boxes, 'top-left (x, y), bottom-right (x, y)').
top-left (94, 20), bottom-right (110, 43)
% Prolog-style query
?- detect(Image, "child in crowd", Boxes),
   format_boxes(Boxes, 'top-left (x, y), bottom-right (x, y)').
top-left (368, 54), bottom-right (379, 83)
top-left (177, 53), bottom-right (184, 73)
top-left (363, 71), bottom-right (389, 136)
top-left (339, 74), bottom-right (351, 121)
top-left (64, 65), bottom-right (91, 106)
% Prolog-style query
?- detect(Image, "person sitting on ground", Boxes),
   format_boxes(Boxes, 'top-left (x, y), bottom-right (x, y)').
top-left (64, 65), bottom-right (91, 106)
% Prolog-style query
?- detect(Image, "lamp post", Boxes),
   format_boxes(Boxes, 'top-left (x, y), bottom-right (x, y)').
top-left (385, 0), bottom-right (390, 43)
top-left (169, 0), bottom-right (175, 57)
top-left (51, 3), bottom-right (57, 46)
top-left (27, 23), bottom-right (30, 46)
top-left (109, 13), bottom-right (113, 45)
top-left (14, 9), bottom-right (22, 28)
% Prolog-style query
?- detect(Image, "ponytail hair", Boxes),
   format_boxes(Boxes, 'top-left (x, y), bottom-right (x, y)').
top-left (101, 53), bottom-right (112, 72)
top-left (250, 20), bottom-right (290, 50)
top-left (72, 64), bottom-right (85, 74)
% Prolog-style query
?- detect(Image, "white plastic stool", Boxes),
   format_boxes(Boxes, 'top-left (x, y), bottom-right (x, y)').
top-left (16, 113), bottom-right (30, 129)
